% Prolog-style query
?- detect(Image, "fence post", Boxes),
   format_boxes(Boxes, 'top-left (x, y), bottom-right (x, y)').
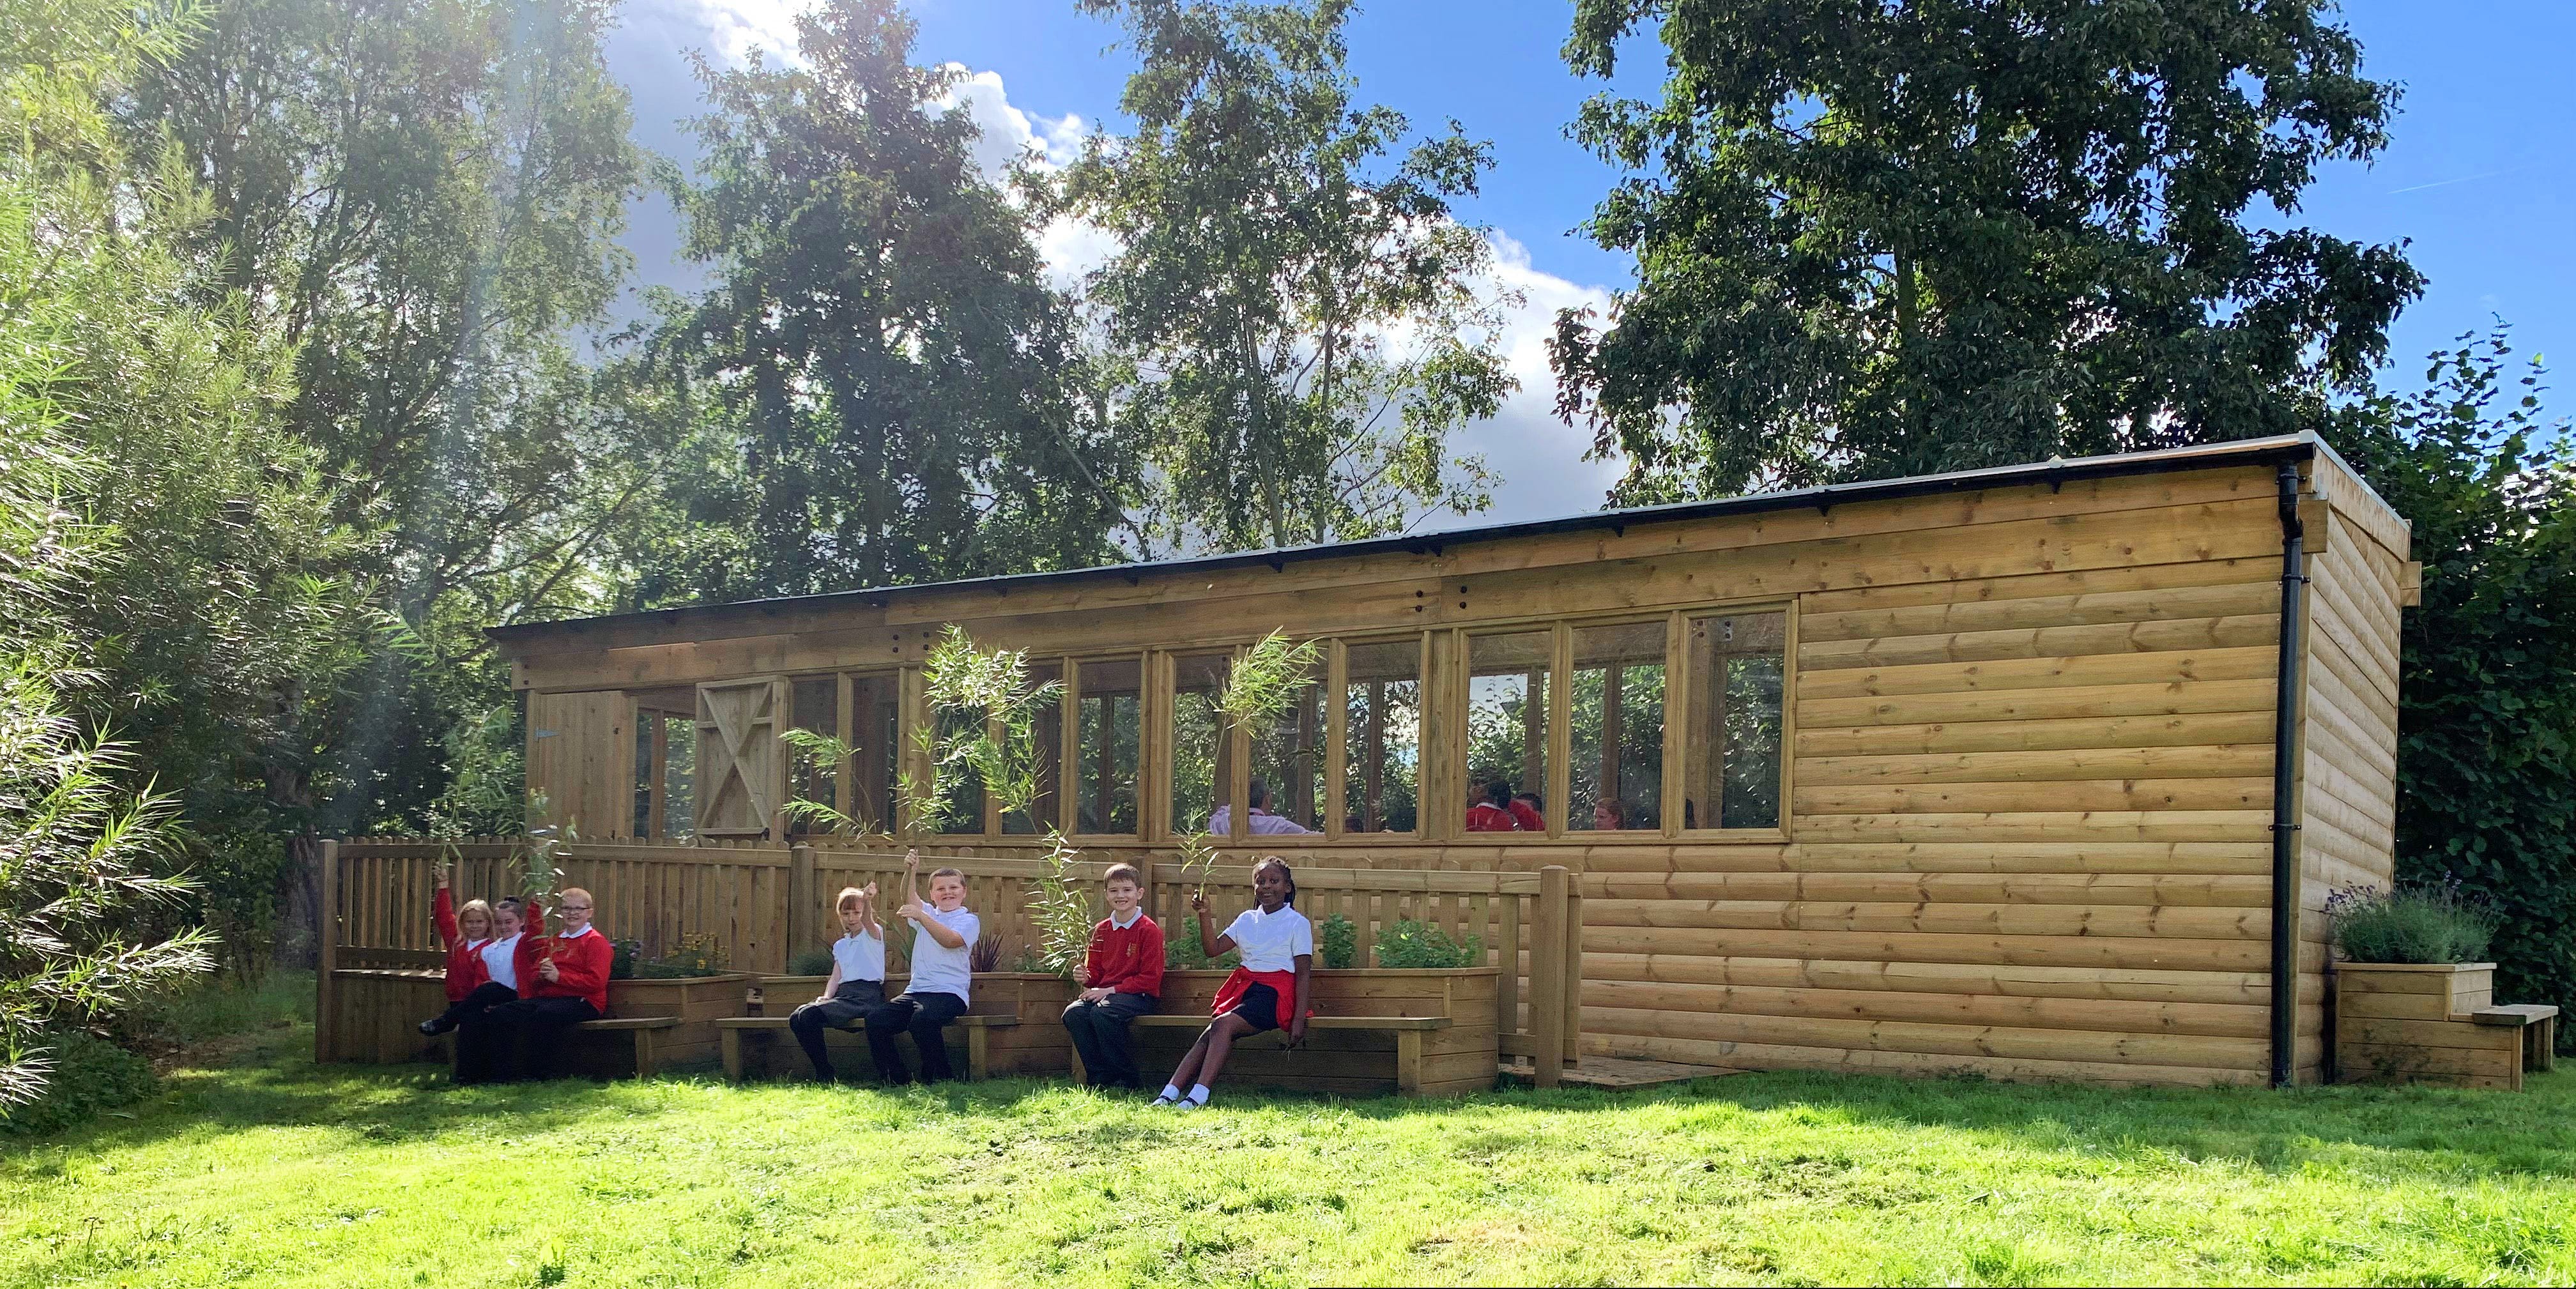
top-left (786, 844), bottom-right (818, 968)
top-left (1532, 864), bottom-right (1568, 1089)
top-left (313, 838), bottom-right (340, 1064)
top-left (1495, 885), bottom-right (1521, 1056)
top-left (1561, 877), bottom-right (1584, 1069)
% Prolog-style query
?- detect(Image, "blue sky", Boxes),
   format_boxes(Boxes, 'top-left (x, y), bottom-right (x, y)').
top-left (606, 0), bottom-right (2575, 524)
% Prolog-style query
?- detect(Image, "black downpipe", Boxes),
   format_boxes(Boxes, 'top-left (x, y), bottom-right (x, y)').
top-left (2270, 461), bottom-right (2308, 1088)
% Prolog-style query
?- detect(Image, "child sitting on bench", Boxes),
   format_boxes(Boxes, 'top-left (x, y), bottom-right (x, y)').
top-left (786, 882), bottom-right (885, 1081)
top-left (455, 888), bottom-right (611, 1084)
top-left (1156, 857), bottom-right (1311, 1109)
top-left (1059, 862), bottom-right (1162, 1090)
top-left (415, 860), bottom-right (492, 1033)
top-left (865, 852), bottom-right (979, 1085)
top-left (420, 892), bottom-right (528, 1036)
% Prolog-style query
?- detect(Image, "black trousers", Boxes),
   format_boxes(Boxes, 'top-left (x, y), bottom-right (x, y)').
top-left (454, 995), bottom-right (601, 1084)
top-left (864, 990), bottom-right (968, 1085)
top-left (1061, 992), bottom-right (1158, 1087)
top-left (425, 980), bottom-right (516, 1034)
top-left (786, 979), bottom-right (887, 1080)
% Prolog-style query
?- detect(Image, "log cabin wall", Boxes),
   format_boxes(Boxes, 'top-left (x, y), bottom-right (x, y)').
top-left (493, 435), bottom-right (2414, 1087)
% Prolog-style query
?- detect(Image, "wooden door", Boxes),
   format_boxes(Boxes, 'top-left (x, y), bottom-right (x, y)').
top-left (696, 676), bottom-right (788, 841)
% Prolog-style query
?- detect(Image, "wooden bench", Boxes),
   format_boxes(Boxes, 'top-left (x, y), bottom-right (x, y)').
top-left (1128, 1014), bottom-right (1452, 1094)
top-left (716, 1014), bottom-right (1020, 1083)
top-left (441, 1016), bottom-right (682, 1079)
top-left (2471, 1005), bottom-right (2559, 1074)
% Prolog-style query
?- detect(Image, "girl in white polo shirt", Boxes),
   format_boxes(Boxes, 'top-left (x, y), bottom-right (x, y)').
top-left (1155, 857), bottom-right (1312, 1108)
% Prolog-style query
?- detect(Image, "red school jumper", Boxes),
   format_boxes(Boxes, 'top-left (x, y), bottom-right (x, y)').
top-left (521, 925), bottom-right (615, 1013)
top-left (433, 887), bottom-right (489, 1002)
top-left (1082, 913), bottom-right (1165, 998)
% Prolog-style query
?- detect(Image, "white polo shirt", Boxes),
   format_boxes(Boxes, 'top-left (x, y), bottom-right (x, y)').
top-left (480, 933), bottom-right (523, 991)
top-left (1221, 904), bottom-right (1314, 972)
top-left (832, 929), bottom-right (885, 983)
top-left (907, 906), bottom-right (980, 1002)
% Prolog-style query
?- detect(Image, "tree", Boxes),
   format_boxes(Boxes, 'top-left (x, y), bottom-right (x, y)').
top-left (122, 0), bottom-right (646, 941)
top-left (1054, 0), bottom-right (1518, 553)
top-left (643, 0), bottom-right (1131, 603)
top-left (1, 0), bottom-right (218, 1112)
top-left (1552, 0), bottom-right (2425, 500)
top-left (2329, 327), bottom-right (2576, 1032)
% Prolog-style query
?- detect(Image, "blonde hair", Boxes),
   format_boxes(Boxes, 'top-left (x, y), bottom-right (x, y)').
top-left (457, 899), bottom-right (496, 935)
top-left (560, 887), bottom-right (594, 906)
top-left (928, 866), bottom-right (965, 881)
top-left (834, 885), bottom-right (868, 912)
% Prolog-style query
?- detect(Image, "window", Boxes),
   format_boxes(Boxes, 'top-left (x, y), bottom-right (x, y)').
top-left (1466, 630), bottom-right (1552, 831)
top-left (1248, 647), bottom-right (1326, 834)
top-left (933, 703), bottom-right (986, 834)
top-left (785, 676), bottom-right (836, 835)
top-left (1002, 661), bottom-right (1063, 835)
top-left (1570, 621), bottom-right (1666, 831)
top-left (1073, 656), bottom-right (1140, 834)
top-left (1342, 639), bottom-right (1420, 834)
top-left (845, 673), bottom-right (900, 834)
top-left (1170, 652), bottom-right (1234, 835)
top-left (1685, 611), bottom-right (1786, 830)
top-left (631, 705), bottom-right (694, 839)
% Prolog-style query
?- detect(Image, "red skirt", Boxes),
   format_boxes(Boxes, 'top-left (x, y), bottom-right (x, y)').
top-left (1210, 966), bottom-right (1301, 1030)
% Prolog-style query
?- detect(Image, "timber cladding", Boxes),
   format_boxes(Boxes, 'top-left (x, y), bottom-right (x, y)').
top-left (493, 435), bottom-right (2414, 1088)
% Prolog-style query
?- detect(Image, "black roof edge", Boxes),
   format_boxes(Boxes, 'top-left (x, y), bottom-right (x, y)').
top-left (489, 432), bottom-right (2336, 644)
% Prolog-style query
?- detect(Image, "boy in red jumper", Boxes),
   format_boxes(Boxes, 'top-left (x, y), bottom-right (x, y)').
top-left (454, 888), bottom-right (614, 1084)
top-left (1058, 863), bottom-right (1163, 1090)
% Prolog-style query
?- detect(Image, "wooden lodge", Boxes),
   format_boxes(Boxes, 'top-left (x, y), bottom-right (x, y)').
top-left (470, 432), bottom-right (2415, 1088)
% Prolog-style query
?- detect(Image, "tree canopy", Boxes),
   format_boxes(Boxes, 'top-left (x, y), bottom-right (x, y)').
top-left (1551, 0), bottom-right (2425, 500)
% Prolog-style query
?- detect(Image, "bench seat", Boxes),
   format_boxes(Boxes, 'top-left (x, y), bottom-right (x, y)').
top-left (716, 1014), bottom-right (1019, 1083)
top-left (1124, 1013), bottom-right (1452, 1092)
top-left (2471, 1005), bottom-right (2559, 1072)
top-left (438, 1015), bottom-right (682, 1079)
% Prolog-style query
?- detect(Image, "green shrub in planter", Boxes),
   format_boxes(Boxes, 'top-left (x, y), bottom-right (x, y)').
top-left (610, 932), bottom-right (731, 980)
top-left (1372, 919), bottom-right (1480, 969)
top-left (1, 1030), bottom-right (154, 1138)
top-left (1317, 914), bottom-right (1358, 970)
top-left (1163, 915), bottom-right (1237, 970)
top-left (2330, 881), bottom-right (2500, 964)
top-left (784, 949), bottom-right (834, 977)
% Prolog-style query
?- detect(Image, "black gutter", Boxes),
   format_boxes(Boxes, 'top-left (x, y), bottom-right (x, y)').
top-left (2269, 461), bottom-right (2308, 1088)
top-left (487, 433), bottom-right (2335, 644)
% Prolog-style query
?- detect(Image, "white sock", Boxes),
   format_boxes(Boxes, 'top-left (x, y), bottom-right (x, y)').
top-left (1186, 1085), bottom-right (1211, 1106)
top-left (1157, 1083), bottom-right (1181, 1101)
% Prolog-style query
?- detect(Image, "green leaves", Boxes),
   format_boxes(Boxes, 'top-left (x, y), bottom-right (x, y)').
top-left (1555, 0), bottom-right (2424, 498)
top-left (1052, 0), bottom-right (1517, 551)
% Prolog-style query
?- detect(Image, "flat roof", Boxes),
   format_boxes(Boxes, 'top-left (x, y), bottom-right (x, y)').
top-left (489, 431), bottom-right (2378, 643)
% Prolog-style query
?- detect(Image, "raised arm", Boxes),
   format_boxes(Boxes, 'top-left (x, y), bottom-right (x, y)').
top-left (432, 866), bottom-right (458, 947)
top-left (1191, 890), bottom-right (1238, 957)
top-left (855, 882), bottom-right (882, 939)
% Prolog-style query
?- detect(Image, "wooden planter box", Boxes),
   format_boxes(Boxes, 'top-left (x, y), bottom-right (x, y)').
top-left (2335, 963), bottom-right (2523, 1089)
top-left (1131, 967), bottom-right (1499, 1098)
top-left (602, 972), bottom-right (758, 1073)
top-left (723, 972), bottom-right (1077, 1082)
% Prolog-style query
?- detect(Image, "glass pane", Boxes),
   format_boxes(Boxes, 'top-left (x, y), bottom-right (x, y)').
top-left (1247, 648), bottom-right (1324, 835)
top-left (933, 704), bottom-right (986, 834)
top-left (662, 713), bottom-right (696, 840)
top-left (1570, 622), bottom-right (1667, 830)
top-left (1685, 612), bottom-right (1786, 830)
top-left (848, 673), bottom-right (900, 834)
top-left (1003, 662), bottom-right (1063, 835)
top-left (1466, 630), bottom-right (1551, 833)
top-left (1074, 657), bottom-right (1141, 834)
top-left (786, 676), bottom-right (836, 835)
top-left (1342, 639), bottom-right (1420, 834)
top-left (632, 717), bottom-right (653, 837)
top-left (1170, 652), bottom-right (1234, 836)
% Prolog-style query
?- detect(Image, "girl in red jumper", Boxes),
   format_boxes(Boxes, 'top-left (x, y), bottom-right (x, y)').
top-left (417, 864), bottom-right (508, 1036)
top-left (1155, 857), bottom-right (1311, 1109)
top-left (454, 890), bottom-right (608, 1083)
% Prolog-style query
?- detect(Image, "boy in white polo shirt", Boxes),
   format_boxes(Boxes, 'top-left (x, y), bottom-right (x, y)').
top-left (865, 851), bottom-right (981, 1084)
top-left (786, 882), bottom-right (884, 1081)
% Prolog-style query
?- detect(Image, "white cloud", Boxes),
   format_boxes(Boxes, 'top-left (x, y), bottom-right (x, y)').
top-left (669, 0), bottom-right (804, 67)
top-left (938, 66), bottom-right (1089, 180)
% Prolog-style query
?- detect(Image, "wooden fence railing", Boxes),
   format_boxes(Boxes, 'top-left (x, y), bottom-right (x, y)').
top-left (319, 837), bottom-right (1584, 1085)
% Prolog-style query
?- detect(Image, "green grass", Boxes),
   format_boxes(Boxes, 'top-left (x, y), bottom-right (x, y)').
top-left (4, 1012), bottom-right (2573, 1287)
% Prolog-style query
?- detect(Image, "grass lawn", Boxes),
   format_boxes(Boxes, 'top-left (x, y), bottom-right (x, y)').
top-left (5, 995), bottom-right (2573, 1287)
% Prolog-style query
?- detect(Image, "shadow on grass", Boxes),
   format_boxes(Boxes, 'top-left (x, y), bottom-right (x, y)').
top-left (29, 1023), bottom-right (2576, 1187)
